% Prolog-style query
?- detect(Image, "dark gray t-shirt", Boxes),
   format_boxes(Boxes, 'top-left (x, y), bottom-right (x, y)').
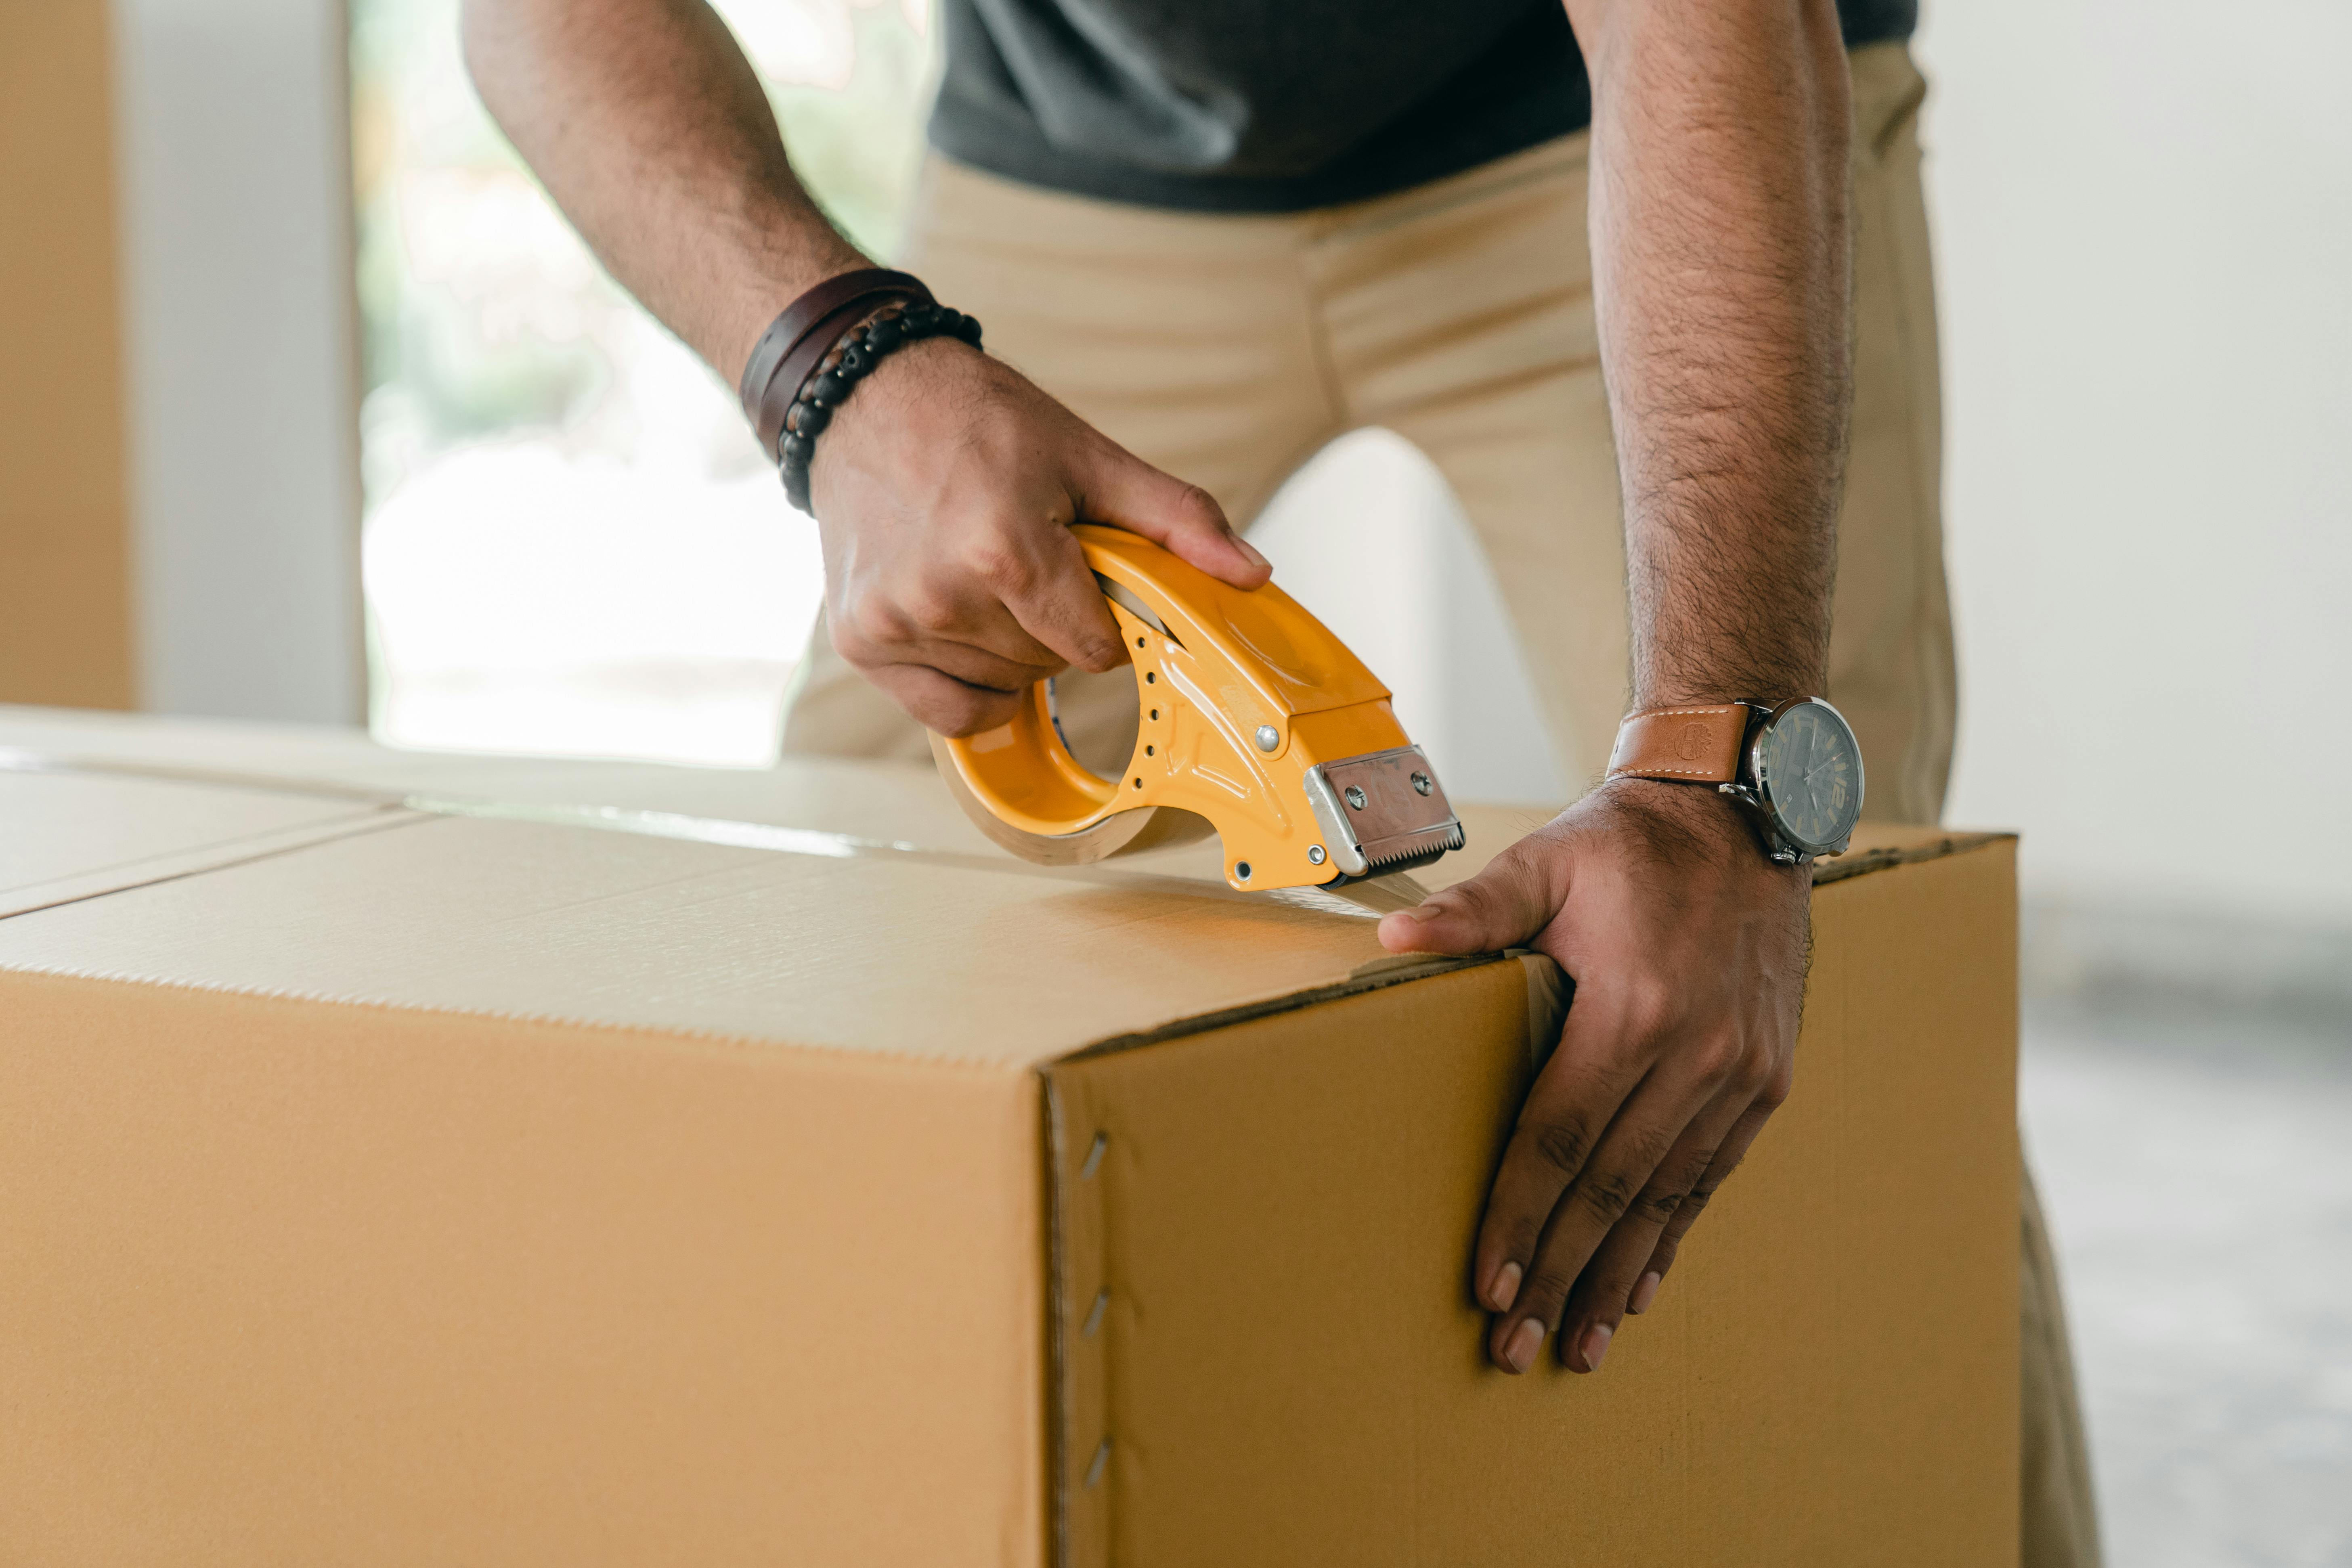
top-left (929, 0), bottom-right (1916, 212)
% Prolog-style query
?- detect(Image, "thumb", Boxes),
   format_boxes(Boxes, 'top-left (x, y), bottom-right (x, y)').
top-left (1076, 443), bottom-right (1271, 590)
top-left (1378, 841), bottom-right (1563, 956)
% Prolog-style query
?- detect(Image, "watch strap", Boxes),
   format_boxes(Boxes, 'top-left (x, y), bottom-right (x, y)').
top-left (1605, 704), bottom-right (1749, 784)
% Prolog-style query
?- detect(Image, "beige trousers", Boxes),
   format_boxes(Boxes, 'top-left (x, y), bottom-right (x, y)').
top-left (780, 42), bottom-right (2098, 1566)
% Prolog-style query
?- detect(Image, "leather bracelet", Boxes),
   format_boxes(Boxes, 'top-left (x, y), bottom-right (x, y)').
top-left (738, 268), bottom-right (933, 461)
top-left (778, 300), bottom-right (984, 514)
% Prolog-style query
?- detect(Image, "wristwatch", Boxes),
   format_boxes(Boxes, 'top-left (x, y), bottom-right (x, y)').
top-left (1606, 698), bottom-right (1865, 864)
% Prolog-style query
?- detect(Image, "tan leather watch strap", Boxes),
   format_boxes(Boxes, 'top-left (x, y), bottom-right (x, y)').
top-left (1606, 704), bottom-right (1750, 784)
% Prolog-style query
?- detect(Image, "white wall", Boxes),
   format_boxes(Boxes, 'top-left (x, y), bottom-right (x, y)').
top-left (1285, 4), bottom-right (2352, 934)
top-left (1915, 0), bottom-right (2352, 926)
top-left (112, 0), bottom-right (363, 724)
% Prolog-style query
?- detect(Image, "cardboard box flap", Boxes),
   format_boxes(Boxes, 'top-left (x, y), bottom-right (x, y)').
top-left (0, 721), bottom-right (2005, 1070)
top-left (0, 766), bottom-right (414, 919)
top-left (0, 807), bottom-right (1469, 1069)
top-left (0, 704), bottom-right (1004, 857)
top-left (0, 708), bottom-right (2002, 899)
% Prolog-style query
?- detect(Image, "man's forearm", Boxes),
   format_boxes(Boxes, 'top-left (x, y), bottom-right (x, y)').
top-left (462, 0), bottom-right (866, 384)
top-left (1568, 0), bottom-right (1853, 709)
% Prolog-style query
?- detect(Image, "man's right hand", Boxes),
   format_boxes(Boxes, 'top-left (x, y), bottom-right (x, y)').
top-left (806, 335), bottom-right (1270, 737)
top-left (462, 0), bottom-right (1264, 739)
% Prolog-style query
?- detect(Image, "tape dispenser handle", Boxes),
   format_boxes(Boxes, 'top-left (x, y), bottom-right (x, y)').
top-left (927, 530), bottom-right (1212, 864)
top-left (931, 524), bottom-right (1403, 879)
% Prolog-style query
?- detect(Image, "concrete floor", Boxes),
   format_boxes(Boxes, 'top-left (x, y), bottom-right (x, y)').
top-left (2023, 996), bottom-right (2352, 1567)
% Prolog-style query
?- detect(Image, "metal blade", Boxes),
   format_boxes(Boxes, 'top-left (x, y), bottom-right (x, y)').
top-left (1094, 573), bottom-right (1179, 646)
top-left (1301, 745), bottom-right (1465, 880)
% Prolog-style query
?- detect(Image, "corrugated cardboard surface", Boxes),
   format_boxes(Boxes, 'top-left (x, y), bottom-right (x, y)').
top-left (0, 971), bottom-right (1048, 1564)
top-left (0, 810), bottom-right (1451, 1066)
top-left (1047, 844), bottom-right (2018, 1568)
top-left (0, 767), bottom-right (410, 918)
top-left (0, 714), bottom-right (2018, 1564)
top-left (0, 704), bottom-right (1005, 857)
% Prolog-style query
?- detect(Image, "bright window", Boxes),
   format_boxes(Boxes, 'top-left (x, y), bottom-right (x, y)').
top-left (352, 0), bottom-right (934, 766)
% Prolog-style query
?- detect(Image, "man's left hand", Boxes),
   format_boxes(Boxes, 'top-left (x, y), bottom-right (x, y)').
top-left (1377, 779), bottom-right (1809, 1374)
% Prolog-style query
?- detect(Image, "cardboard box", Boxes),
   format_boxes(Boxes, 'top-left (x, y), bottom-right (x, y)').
top-left (0, 709), bottom-right (2019, 1566)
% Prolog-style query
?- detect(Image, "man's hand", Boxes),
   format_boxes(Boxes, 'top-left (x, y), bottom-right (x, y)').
top-left (1413, 0), bottom-right (1853, 1376)
top-left (1378, 780), bottom-right (1807, 1374)
top-left (809, 337), bottom-right (1267, 737)
top-left (465, 0), bottom-right (1270, 739)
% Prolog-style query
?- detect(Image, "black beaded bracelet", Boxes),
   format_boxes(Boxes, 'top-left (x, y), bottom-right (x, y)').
top-left (777, 300), bottom-right (985, 513)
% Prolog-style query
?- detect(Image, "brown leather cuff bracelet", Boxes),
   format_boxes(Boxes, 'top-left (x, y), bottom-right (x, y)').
top-left (738, 268), bottom-right (933, 462)
top-left (776, 301), bottom-right (984, 513)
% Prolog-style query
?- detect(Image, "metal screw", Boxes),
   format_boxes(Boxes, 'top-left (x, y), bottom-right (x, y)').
top-left (1254, 724), bottom-right (1279, 753)
top-left (1411, 771), bottom-right (1432, 796)
top-left (1307, 845), bottom-right (1326, 865)
top-left (1344, 785), bottom-right (1368, 810)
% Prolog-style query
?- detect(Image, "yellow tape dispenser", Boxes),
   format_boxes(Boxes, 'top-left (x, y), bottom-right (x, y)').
top-left (929, 524), bottom-right (1465, 893)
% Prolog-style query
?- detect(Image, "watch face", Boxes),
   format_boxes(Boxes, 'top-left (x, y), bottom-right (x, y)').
top-left (1755, 700), bottom-right (1864, 852)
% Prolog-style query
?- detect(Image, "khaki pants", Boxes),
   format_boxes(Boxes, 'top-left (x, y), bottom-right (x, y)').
top-left (781, 42), bottom-right (2100, 1566)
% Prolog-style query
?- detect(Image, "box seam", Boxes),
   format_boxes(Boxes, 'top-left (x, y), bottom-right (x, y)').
top-left (0, 806), bottom-right (426, 922)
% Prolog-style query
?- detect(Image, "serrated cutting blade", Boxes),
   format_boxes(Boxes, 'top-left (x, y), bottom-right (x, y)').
top-left (1300, 745), bottom-right (1466, 883)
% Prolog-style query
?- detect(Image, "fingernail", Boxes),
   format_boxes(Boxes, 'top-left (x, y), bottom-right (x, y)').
top-left (1236, 537), bottom-right (1269, 570)
top-left (1488, 1260), bottom-right (1522, 1313)
top-left (1629, 1271), bottom-right (1661, 1315)
top-left (1576, 1321), bottom-right (1612, 1373)
top-left (1394, 903), bottom-right (1438, 924)
top-left (1501, 1318), bottom-right (1545, 1375)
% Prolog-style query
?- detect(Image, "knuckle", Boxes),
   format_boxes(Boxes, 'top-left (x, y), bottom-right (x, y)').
top-left (845, 595), bottom-right (912, 653)
top-left (826, 616), bottom-right (863, 661)
top-left (1639, 1183), bottom-right (1687, 1223)
top-left (1576, 1168), bottom-right (1637, 1226)
top-left (1622, 982), bottom-right (1681, 1047)
top-left (909, 694), bottom-right (968, 734)
top-left (1694, 1038), bottom-right (1758, 1093)
top-left (1622, 1119), bottom-right (1678, 1175)
top-left (1172, 481), bottom-right (1226, 527)
top-left (831, 614), bottom-right (885, 668)
top-left (1071, 620), bottom-right (1124, 668)
top-left (1525, 1117), bottom-right (1592, 1180)
top-left (931, 694), bottom-right (1006, 738)
top-left (903, 589), bottom-right (962, 637)
top-left (1672, 1140), bottom-right (1723, 1189)
top-left (968, 538), bottom-right (1036, 595)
